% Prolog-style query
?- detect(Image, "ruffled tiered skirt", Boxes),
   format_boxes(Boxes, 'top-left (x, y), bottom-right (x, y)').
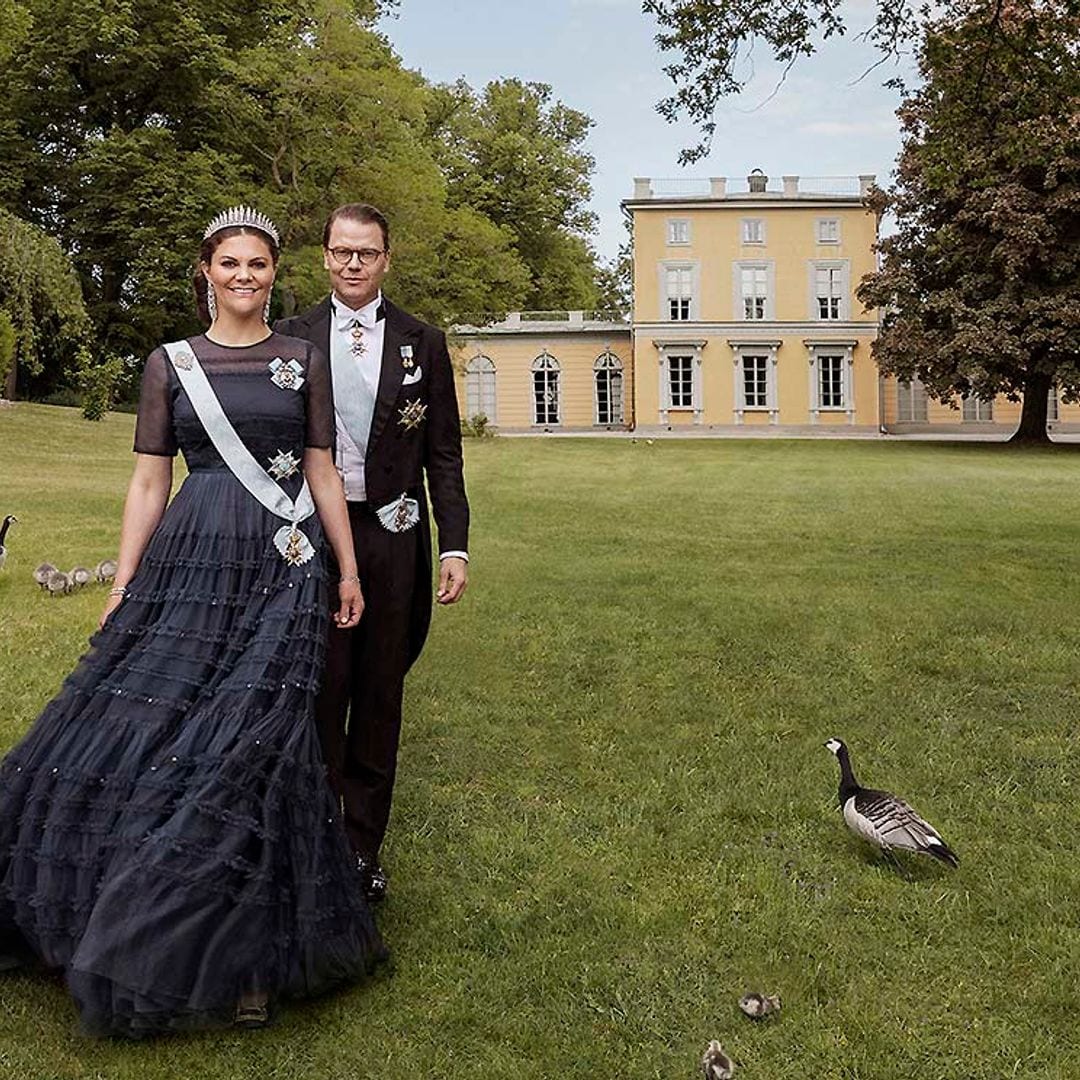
top-left (0, 469), bottom-right (386, 1036)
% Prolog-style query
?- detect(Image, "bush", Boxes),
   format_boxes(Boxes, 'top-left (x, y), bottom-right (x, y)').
top-left (75, 347), bottom-right (125, 421)
top-left (461, 413), bottom-right (495, 438)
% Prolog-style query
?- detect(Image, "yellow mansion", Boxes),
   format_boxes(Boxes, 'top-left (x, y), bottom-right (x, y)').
top-left (452, 171), bottom-right (1076, 436)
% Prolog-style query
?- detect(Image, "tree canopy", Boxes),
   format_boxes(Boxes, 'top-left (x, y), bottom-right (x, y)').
top-left (857, 0), bottom-right (1080, 443)
top-left (0, 0), bottom-right (606, 395)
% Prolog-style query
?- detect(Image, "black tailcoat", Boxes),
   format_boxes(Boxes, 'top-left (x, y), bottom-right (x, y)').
top-left (275, 297), bottom-right (469, 665)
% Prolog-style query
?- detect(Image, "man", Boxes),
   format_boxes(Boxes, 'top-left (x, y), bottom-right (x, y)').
top-left (276, 203), bottom-right (469, 901)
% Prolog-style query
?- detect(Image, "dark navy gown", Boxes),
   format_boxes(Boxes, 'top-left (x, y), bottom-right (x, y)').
top-left (0, 333), bottom-right (386, 1036)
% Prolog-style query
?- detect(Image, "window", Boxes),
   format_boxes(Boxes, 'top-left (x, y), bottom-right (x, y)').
top-left (532, 352), bottom-right (560, 425)
top-left (594, 352), bottom-right (624, 425)
top-left (962, 395), bottom-right (993, 422)
top-left (668, 355), bottom-right (694, 408)
top-left (817, 218), bottom-right (840, 244)
top-left (666, 265), bottom-right (693, 321)
top-left (1048, 386), bottom-right (1059, 423)
top-left (464, 354), bottom-right (496, 422)
top-left (741, 266), bottom-right (768, 320)
top-left (817, 354), bottom-right (845, 408)
top-left (742, 218), bottom-right (765, 244)
top-left (897, 378), bottom-right (928, 422)
top-left (816, 266), bottom-right (843, 320)
top-left (742, 355), bottom-right (769, 408)
top-left (667, 218), bottom-right (690, 245)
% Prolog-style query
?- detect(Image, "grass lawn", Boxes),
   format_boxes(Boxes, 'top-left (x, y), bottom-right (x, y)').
top-left (1, 403), bottom-right (1079, 1079)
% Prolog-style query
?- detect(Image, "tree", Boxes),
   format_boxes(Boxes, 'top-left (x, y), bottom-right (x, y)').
top-left (644, 0), bottom-right (926, 162)
top-left (857, 0), bottom-right (1080, 444)
top-left (426, 78), bottom-right (602, 310)
top-left (0, 209), bottom-right (90, 399)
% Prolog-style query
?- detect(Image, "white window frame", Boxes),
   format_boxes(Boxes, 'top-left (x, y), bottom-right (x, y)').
top-left (654, 340), bottom-right (706, 424)
top-left (897, 377), bottom-right (929, 423)
top-left (734, 261), bottom-right (775, 321)
top-left (668, 354), bottom-right (694, 409)
top-left (594, 350), bottom-right (624, 426)
top-left (816, 217), bottom-right (841, 244)
top-left (809, 260), bottom-right (850, 321)
top-left (728, 339), bottom-right (781, 424)
top-left (1048, 386), bottom-right (1059, 424)
top-left (464, 354), bottom-right (497, 424)
top-left (741, 218), bottom-right (765, 245)
top-left (659, 260), bottom-right (699, 322)
top-left (805, 341), bottom-right (857, 423)
top-left (962, 394), bottom-right (994, 422)
top-left (531, 351), bottom-right (560, 426)
top-left (666, 217), bottom-right (690, 246)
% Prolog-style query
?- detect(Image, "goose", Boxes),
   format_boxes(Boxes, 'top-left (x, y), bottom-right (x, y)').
top-left (68, 566), bottom-right (93, 589)
top-left (738, 991), bottom-right (781, 1019)
top-left (95, 558), bottom-right (118, 584)
top-left (0, 514), bottom-right (16, 570)
top-left (825, 738), bottom-right (959, 868)
top-left (34, 562), bottom-right (58, 590)
top-left (701, 1041), bottom-right (735, 1079)
top-left (46, 570), bottom-right (70, 597)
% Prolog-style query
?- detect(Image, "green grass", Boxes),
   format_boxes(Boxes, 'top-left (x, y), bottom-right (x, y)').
top-left (1, 403), bottom-right (1079, 1079)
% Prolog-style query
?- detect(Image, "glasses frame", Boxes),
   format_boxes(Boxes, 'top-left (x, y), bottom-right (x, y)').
top-left (326, 246), bottom-right (387, 267)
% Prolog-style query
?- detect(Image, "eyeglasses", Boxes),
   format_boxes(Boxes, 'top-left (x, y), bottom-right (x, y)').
top-left (327, 246), bottom-right (386, 267)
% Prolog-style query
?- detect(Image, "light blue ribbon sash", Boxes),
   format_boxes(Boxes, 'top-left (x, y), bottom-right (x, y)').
top-left (330, 328), bottom-right (376, 459)
top-left (163, 340), bottom-right (316, 565)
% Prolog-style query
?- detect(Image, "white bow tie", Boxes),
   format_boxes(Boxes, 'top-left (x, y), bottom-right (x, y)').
top-left (335, 301), bottom-right (384, 332)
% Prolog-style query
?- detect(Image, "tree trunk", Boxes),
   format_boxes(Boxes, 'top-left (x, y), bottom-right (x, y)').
top-left (1009, 369), bottom-right (1053, 444)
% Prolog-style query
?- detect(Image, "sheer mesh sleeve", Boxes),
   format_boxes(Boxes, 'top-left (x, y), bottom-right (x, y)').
top-left (304, 342), bottom-right (334, 449)
top-left (133, 348), bottom-right (178, 456)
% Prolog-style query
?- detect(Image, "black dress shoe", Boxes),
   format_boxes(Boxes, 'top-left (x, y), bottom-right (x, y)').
top-left (356, 854), bottom-right (388, 902)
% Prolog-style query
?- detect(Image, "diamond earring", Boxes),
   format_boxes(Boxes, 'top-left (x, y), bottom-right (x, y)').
top-left (207, 283), bottom-right (218, 322)
top-left (263, 287), bottom-right (272, 323)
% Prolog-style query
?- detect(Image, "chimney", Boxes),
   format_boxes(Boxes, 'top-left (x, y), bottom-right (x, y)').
top-left (782, 175), bottom-right (799, 197)
top-left (633, 177), bottom-right (652, 199)
top-left (747, 168), bottom-right (768, 193)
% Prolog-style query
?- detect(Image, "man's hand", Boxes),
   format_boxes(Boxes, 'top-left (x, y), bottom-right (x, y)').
top-left (334, 577), bottom-right (364, 628)
top-left (436, 556), bottom-right (468, 605)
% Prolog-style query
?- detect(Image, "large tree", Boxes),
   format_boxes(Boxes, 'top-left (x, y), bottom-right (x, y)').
top-left (0, 209), bottom-right (89, 399)
top-left (426, 78), bottom-right (602, 311)
top-left (0, 0), bottom-right (598, 372)
top-left (857, 0), bottom-right (1080, 444)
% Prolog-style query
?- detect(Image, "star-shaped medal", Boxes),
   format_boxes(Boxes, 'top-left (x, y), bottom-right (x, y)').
top-left (398, 398), bottom-right (428, 431)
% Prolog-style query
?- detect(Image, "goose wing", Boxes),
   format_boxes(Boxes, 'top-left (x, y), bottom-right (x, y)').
top-left (845, 788), bottom-right (956, 860)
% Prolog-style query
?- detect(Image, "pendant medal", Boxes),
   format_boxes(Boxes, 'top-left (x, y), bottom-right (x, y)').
top-left (398, 398), bottom-right (427, 431)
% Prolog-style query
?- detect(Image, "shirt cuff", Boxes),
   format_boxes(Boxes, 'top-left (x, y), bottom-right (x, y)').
top-left (439, 550), bottom-right (468, 562)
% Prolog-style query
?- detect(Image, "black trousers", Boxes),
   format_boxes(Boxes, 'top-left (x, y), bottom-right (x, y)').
top-left (316, 500), bottom-right (419, 859)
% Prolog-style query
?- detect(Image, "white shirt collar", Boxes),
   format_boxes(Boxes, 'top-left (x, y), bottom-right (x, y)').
top-left (332, 291), bottom-right (383, 326)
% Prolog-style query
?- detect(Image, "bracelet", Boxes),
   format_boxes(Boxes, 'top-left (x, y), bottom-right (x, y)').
top-left (108, 586), bottom-right (128, 598)
top-left (339, 574), bottom-right (360, 585)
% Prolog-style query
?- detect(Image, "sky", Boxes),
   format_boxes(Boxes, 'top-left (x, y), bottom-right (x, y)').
top-left (378, 0), bottom-right (919, 263)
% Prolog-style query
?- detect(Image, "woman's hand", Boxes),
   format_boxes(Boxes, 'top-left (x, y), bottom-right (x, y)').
top-left (334, 576), bottom-right (364, 629)
top-left (98, 592), bottom-right (124, 630)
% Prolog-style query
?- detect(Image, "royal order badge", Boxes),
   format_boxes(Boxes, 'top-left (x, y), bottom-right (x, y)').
top-left (268, 356), bottom-right (305, 390)
top-left (398, 398), bottom-right (427, 431)
top-left (172, 350), bottom-right (195, 371)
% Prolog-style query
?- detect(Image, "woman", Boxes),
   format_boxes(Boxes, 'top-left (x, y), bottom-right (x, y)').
top-left (0, 207), bottom-right (386, 1036)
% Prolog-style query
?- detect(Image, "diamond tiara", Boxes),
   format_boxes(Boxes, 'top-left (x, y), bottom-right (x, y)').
top-left (203, 205), bottom-right (280, 246)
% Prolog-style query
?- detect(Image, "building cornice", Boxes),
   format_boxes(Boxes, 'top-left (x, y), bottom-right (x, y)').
top-left (633, 320), bottom-right (878, 337)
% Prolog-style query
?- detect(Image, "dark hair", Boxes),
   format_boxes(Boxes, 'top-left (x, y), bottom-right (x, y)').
top-left (192, 225), bottom-right (280, 326)
top-left (322, 203), bottom-right (390, 251)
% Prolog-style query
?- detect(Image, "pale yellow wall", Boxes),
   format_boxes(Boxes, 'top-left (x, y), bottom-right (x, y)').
top-left (633, 204), bottom-right (879, 323)
top-left (636, 332), bottom-right (879, 428)
top-left (880, 377), bottom-right (1080, 431)
top-left (452, 332), bottom-right (634, 430)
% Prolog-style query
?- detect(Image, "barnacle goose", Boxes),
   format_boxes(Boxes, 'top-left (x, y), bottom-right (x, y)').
top-left (825, 738), bottom-right (959, 868)
top-left (0, 514), bottom-right (16, 570)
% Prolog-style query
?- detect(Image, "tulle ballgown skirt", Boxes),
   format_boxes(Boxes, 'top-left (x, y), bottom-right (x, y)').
top-left (0, 469), bottom-right (386, 1036)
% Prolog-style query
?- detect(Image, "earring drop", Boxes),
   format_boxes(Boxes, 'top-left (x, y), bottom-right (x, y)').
top-left (207, 284), bottom-right (218, 321)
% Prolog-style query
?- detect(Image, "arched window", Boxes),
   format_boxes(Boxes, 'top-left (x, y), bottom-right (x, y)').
top-left (532, 352), bottom-right (560, 425)
top-left (594, 351), bottom-right (624, 425)
top-left (464, 354), bottom-right (497, 422)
